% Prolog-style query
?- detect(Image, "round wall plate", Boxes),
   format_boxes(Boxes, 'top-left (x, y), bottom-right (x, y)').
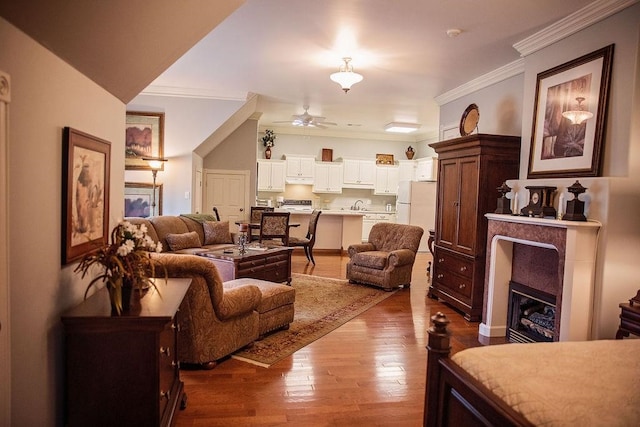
top-left (459, 103), bottom-right (479, 136)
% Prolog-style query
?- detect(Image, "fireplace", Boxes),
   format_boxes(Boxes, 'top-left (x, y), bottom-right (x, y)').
top-left (507, 281), bottom-right (556, 343)
top-left (480, 214), bottom-right (601, 342)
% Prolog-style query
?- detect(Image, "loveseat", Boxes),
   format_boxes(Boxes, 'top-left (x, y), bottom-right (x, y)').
top-left (346, 222), bottom-right (424, 291)
top-left (126, 214), bottom-right (237, 254)
top-left (151, 253), bottom-right (295, 368)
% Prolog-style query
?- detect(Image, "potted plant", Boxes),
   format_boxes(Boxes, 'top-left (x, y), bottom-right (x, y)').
top-left (75, 220), bottom-right (166, 314)
top-left (261, 129), bottom-right (276, 159)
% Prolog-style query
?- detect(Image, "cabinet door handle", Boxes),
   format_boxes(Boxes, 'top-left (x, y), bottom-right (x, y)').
top-left (160, 346), bottom-right (171, 357)
top-left (437, 274), bottom-right (443, 279)
top-left (160, 390), bottom-right (171, 401)
top-left (459, 284), bottom-right (466, 289)
top-left (438, 258), bottom-right (444, 263)
top-left (460, 266), bottom-right (467, 272)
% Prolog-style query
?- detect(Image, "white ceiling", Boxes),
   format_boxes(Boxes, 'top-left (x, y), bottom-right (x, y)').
top-left (146, 0), bottom-right (595, 140)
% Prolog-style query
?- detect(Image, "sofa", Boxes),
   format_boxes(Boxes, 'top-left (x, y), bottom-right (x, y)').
top-left (346, 222), bottom-right (424, 291)
top-left (151, 253), bottom-right (295, 368)
top-left (126, 214), bottom-right (237, 254)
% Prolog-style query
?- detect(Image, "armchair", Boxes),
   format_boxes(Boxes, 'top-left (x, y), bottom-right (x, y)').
top-left (346, 223), bottom-right (424, 291)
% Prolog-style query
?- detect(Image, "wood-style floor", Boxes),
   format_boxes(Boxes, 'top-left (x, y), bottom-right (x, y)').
top-left (174, 252), bottom-right (497, 427)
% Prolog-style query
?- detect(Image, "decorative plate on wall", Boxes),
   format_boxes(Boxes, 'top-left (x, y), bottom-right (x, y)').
top-left (459, 103), bottom-right (479, 136)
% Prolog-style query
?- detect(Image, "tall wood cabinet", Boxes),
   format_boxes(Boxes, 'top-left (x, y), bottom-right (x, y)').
top-left (428, 134), bottom-right (520, 321)
top-left (62, 279), bottom-right (191, 427)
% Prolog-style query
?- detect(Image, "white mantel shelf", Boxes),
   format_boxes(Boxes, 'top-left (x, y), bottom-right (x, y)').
top-left (485, 213), bottom-right (602, 229)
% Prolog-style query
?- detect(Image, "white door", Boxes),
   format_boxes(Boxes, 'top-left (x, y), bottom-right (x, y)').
top-left (203, 170), bottom-right (250, 225)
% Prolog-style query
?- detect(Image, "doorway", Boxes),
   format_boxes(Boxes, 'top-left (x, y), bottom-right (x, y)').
top-left (203, 169), bottom-right (250, 225)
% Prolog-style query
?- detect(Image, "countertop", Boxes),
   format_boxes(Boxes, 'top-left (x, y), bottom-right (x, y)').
top-left (278, 209), bottom-right (396, 216)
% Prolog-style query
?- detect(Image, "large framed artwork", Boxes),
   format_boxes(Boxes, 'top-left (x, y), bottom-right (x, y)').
top-left (125, 111), bottom-right (164, 170)
top-left (124, 182), bottom-right (162, 218)
top-left (527, 44), bottom-right (614, 179)
top-left (62, 127), bottom-right (111, 264)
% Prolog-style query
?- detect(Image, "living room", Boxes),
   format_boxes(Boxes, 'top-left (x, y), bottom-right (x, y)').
top-left (1, 1), bottom-right (639, 426)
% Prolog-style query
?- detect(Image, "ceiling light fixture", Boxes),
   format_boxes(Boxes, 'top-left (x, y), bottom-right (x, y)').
top-left (384, 122), bottom-right (421, 133)
top-left (330, 57), bottom-right (363, 93)
top-left (562, 97), bottom-right (593, 124)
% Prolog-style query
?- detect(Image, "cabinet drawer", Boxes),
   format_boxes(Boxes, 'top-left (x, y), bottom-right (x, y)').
top-left (263, 261), bottom-right (289, 281)
top-left (265, 253), bottom-right (288, 263)
top-left (238, 258), bottom-right (266, 270)
top-left (433, 270), bottom-right (472, 300)
top-left (158, 321), bottom-right (177, 419)
top-left (434, 250), bottom-right (473, 279)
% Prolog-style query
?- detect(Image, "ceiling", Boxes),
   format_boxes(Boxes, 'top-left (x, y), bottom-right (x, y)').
top-left (1, 0), bottom-right (597, 141)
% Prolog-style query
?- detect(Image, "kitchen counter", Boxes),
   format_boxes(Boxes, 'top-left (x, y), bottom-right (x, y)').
top-left (280, 210), bottom-right (364, 252)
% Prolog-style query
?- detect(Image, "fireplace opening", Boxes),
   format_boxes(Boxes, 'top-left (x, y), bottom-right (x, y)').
top-left (507, 281), bottom-right (557, 343)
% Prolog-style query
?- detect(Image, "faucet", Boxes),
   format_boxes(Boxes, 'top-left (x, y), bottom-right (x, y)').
top-left (351, 200), bottom-right (364, 210)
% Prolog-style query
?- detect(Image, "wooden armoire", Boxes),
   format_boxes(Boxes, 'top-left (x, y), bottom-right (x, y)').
top-left (428, 134), bottom-right (520, 321)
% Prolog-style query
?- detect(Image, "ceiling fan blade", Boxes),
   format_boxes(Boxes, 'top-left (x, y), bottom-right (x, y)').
top-left (315, 121), bottom-right (337, 126)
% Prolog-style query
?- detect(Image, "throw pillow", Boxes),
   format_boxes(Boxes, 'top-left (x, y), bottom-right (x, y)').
top-left (165, 231), bottom-right (201, 251)
top-left (203, 221), bottom-right (232, 245)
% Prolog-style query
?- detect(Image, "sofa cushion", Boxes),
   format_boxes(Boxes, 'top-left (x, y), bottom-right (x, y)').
top-left (150, 216), bottom-right (193, 251)
top-left (224, 278), bottom-right (295, 314)
top-left (351, 250), bottom-right (388, 270)
top-left (166, 231), bottom-right (201, 251)
top-left (203, 220), bottom-right (233, 245)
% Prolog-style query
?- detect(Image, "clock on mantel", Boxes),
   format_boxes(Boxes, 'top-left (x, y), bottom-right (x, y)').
top-left (520, 186), bottom-right (557, 218)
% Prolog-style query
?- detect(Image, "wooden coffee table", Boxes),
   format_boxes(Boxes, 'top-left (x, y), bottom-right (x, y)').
top-left (198, 246), bottom-right (293, 284)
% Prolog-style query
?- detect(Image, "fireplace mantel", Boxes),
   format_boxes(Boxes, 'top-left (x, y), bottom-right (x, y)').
top-left (481, 214), bottom-right (601, 341)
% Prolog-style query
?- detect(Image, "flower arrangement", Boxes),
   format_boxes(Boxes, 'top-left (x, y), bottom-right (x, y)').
top-left (261, 129), bottom-right (276, 148)
top-left (75, 220), bottom-right (165, 314)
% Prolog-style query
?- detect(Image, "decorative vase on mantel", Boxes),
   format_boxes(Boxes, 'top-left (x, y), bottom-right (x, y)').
top-left (265, 147), bottom-right (272, 159)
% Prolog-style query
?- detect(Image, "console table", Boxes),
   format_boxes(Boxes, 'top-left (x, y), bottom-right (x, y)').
top-left (61, 278), bottom-right (191, 427)
top-left (199, 246), bottom-right (293, 284)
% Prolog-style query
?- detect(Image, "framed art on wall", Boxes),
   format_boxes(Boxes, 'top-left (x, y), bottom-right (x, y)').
top-left (124, 182), bottom-right (162, 218)
top-left (62, 127), bottom-right (111, 264)
top-left (125, 111), bottom-right (164, 170)
top-left (527, 44), bottom-right (614, 179)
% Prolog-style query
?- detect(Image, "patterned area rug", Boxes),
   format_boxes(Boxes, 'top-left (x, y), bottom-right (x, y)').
top-left (231, 273), bottom-right (397, 367)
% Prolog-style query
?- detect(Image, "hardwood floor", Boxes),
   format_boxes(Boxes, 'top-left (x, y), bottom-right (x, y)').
top-left (175, 251), bottom-right (498, 426)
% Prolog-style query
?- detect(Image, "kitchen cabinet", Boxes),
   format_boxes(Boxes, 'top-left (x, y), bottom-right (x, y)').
top-left (428, 134), bottom-right (520, 321)
top-left (257, 160), bottom-right (285, 192)
top-left (374, 165), bottom-right (399, 195)
top-left (284, 154), bottom-right (315, 184)
top-left (342, 158), bottom-right (376, 188)
top-left (397, 160), bottom-right (416, 181)
top-left (362, 212), bottom-right (397, 241)
top-left (312, 162), bottom-right (343, 193)
top-left (415, 157), bottom-right (438, 181)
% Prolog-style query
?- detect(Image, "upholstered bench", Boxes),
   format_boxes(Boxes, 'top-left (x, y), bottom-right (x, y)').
top-left (224, 278), bottom-right (295, 338)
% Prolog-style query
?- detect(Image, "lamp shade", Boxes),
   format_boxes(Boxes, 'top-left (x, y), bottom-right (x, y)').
top-left (330, 57), bottom-right (363, 93)
top-left (142, 157), bottom-right (168, 170)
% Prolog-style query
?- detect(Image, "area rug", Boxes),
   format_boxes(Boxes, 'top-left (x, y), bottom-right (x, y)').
top-left (231, 273), bottom-right (397, 367)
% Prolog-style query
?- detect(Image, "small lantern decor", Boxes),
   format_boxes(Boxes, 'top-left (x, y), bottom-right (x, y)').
top-left (495, 182), bottom-right (512, 214)
top-left (562, 181), bottom-right (588, 221)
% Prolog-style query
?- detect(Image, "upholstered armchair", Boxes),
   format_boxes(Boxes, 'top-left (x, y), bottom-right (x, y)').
top-left (151, 253), bottom-right (262, 368)
top-left (346, 223), bottom-right (424, 291)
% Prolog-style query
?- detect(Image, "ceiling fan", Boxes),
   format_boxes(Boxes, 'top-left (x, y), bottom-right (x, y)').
top-left (274, 105), bottom-right (337, 129)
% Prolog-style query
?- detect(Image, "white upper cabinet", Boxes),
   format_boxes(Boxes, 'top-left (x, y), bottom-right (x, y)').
top-left (374, 165), bottom-right (399, 195)
top-left (257, 160), bottom-right (286, 192)
top-left (284, 154), bottom-right (315, 184)
top-left (312, 162), bottom-right (343, 193)
top-left (342, 158), bottom-right (376, 188)
top-left (415, 157), bottom-right (438, 181)
top-left (397, 160), bottom-right (417, 182)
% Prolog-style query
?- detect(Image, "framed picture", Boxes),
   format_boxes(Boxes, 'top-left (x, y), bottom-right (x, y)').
top-left (527, 44), bottom-right (614, 179)
top-left (125, 111), bottom-right (164, 170)
top-left (62, 127), bottom-right (111, 264)
top-left (124, 182), bottom-right (162, 218)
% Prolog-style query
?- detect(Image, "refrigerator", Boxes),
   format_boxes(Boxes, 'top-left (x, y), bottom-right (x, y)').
top-left (396, 180), bottom-right (437, 252)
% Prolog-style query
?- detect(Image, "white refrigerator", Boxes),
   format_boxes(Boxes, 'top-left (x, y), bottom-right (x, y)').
top-left (396, 181), bottom-right (437, 252)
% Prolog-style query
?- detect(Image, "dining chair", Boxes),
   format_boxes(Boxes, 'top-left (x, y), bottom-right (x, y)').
top-left (259, 211), bottom-right (290, 246)
top-left (249, 206), bottom-right (274, 241)
top-left (212, 206), bottom-right (220, 221)
top-left (288, 210), bottom-right (321, 265)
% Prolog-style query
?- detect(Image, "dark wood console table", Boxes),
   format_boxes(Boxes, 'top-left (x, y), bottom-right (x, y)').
top-left (199, 246), bottom-right (293, 284)
top-left (61, 278), bottom-right (191, 427)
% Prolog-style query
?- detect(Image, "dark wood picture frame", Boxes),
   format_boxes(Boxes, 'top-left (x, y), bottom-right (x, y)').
top-left (125, 111), bottom-right (164, 171)
top-left (527, 44), bottom-right (614, 179)
top-left (124, 182), bottom-right (162, 218)
top-left (62, 127), bottom-right (111, 264)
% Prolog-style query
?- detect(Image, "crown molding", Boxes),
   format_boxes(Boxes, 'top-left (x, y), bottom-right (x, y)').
top-left (140, 84), bottom-right (247, 101)
top-left (434, 59), bottom-right (524, 106)
top-left (513, 0), bottom-right (639, 56)
top-left (259, 124), bottom-right (439, 143)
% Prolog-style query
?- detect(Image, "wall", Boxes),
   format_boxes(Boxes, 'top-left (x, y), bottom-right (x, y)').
top-left (1, 17), bottom-right (125, 426)
top-left (438, 4), bottom-right (640, 338)
top-left (126, 94), bottom-right (244, 215)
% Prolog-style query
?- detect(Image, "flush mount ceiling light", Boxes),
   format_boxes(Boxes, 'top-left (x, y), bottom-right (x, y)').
top-left (330, 57), bottom-right (363, 93)
top-left (562, 97), bottom-right (594, 124)
top-left (384, 122), bottom-right (421, 133)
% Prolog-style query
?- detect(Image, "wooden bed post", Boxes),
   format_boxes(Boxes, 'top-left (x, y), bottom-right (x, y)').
top-left (424, 312), bottom-right (451, 427)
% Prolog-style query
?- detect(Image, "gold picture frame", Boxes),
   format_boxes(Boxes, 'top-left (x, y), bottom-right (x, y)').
top-left (125, 111), bottom-right (164, 170)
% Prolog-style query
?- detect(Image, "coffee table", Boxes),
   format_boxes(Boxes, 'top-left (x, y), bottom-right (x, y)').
top-left (198, 246), bottom-right (293, 284)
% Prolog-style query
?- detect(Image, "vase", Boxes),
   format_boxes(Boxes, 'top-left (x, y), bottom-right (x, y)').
top-left (265, 147), bottom-right (272, 159)
top-left (109, 278), bottom-right (142, 315)
top-left (405, 150), bottom-right (415, 160)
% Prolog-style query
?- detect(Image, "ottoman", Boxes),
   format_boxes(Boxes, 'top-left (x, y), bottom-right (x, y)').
top-left (223, 278), bottom-right (295, 337)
